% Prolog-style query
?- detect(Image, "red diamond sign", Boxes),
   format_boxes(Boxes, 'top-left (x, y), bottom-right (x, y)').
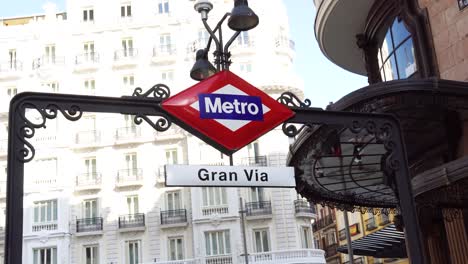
top-left (162, 71), bottom-right (294, 154)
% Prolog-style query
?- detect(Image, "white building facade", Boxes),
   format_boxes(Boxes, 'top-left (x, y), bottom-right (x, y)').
top-left (0, 0), bottom-right (325, 263)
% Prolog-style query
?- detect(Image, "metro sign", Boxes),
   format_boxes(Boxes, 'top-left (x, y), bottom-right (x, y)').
top-left (162, 71), bottom-right (294, 154)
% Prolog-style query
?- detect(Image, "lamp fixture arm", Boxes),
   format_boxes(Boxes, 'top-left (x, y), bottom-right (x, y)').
top-left (223, 30), bottom-right (241, 70)
top-left (202, 18), bottom-right (221, 71)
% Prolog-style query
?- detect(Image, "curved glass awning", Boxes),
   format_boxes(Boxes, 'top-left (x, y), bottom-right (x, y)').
top-left (288, 124), bottom-right (399, 211)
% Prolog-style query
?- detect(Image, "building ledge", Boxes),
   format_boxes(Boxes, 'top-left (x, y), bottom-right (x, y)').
top-left (118, 226), bottom-right (146, 233)
top-left (75, 230), bottom-right (103, 237)
top-left (160, 222), bottom-right (188, 229)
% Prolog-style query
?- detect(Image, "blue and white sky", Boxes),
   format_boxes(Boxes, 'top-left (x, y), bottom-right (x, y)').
top-left (0, 0), bottom-right (368, 108)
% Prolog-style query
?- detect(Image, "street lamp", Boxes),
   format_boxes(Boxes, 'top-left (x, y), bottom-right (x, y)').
top-left (191, 0), bottom-right (259, 80)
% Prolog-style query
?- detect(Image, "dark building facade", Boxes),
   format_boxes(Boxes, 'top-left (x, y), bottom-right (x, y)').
top-left (296, 0), bottom-right (468, 263)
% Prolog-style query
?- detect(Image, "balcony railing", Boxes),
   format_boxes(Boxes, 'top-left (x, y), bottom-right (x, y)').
top-left (160, 209), bottom-right (187, 225)
top-left (324, 243), bottom-right (338, 258)
top-left (32, 56), bottom-right (65, 69)
top-left (118, 213), bottom-right (145, 229)
top-left (153, 45), bottom-right (177, 57)
top-left (75, 130), bottom-right (101, 144)
top-left (202, 205), bottom-right (229, 216)
top-left (0, 61), bottom-right (23, 72)
top-left (239, 249), bottom-right (325, 264)
top-left (205, 255), bottom-right (233, 264)
top-left (32, 222), bottom-right (58, 232)
top-left (76, 217), bottom-right (103, 233)
top-left (242, 156), bottom-right (267, 166)
top-left (114, 48), bottom-right (138, 61)
top-left (117, 168), bottom-right (143, 184)
top-left (245, 201), bottom-right (272, 217)
top-left (115, 126), bottom-right (141, 140)
top-left (294, 199), bottom-right (316, 215)
top-left (75, 52), bottom-right (99, 65)
top-left (366, 217), bottom-right (377, 231)
top-left (76, 173), bottom-right (102, 188)
top-left (314, 214), bottom-right (335, 230)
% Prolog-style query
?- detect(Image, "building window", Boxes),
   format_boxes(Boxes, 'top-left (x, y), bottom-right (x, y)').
top-left (378, 18), bottom-right (417, 81)
top-left (84, 157), bottom-right (97, 177)
top-left (168, 237), bottom-right (184, 260)
top-left (122, 75), bottom-right (135, 94)
top-left (161, 70), bottom-right (174, 82)
top-left (202, 187), bottom-right (227, 207)
top-left (34, 200), bottom-right (57, 223)
top-left (83, 8), bottom-right (94, 22)
top-left (83, 199), bottom-right (98, 219)
top-left (127, 195), bottom-right (139, 215)
top-left (125, 240), bottom-right (141, 264)
top-left (326, 230), bottom-right (337, 246)
top-left (300, 226), bottom-right (313, 248)
top-left (459, 0), bottom-right (468, 10)
top-left (122, 38), bottom-right (134, 57)
top-left (8, 49), bottom-right (16, 69)
top-left (44, 44), bottom-right (56, 64)
top-left (121, 4), bottom-right (132, 17)
top-left (6, 87), bottom-right (17, 98)
top-left (43, 82), bottom-right (59, 93)
top-left (83, 42), bottom-right (96, 62)
top-left (237, 31), bottom-right (250, 46)
top-left (33, 247), bottom-right (57, 264)
top-left (84, 79), bottom-right (95, 94)
top-left (159, 34), bottom-right (173, 54)
top-left (198, 29), bottom-right (210, 47)
top-left (253, 229), bottom-right (270, 253)
top-left (165, 149), bottom-right (178, 165)
top-left (205, 230), bottom-right (231, 256)
top-left (166, 191), bottom-right (181, 210)
top-left (239, 62), bottom-right (252, 73)
top-left (250, 187), bottom-right (264, 202)
top-left (158, 0), bottom-right (170, 14)
top-left (84, 245), bottom-right (99, 264)
top-left (125, 153), bottom-right (138, 171)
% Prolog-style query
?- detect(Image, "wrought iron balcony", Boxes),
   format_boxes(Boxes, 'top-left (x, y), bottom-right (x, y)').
top-left (294, 199), bottom-right (316, 217)
top-left (153, 44), bottom-right (177, 57)
top-left (245, 201), bottom-right (272, 219)
top-left (75, 52), bottom-right (99, 64)
top-left (0, 61), bottom-right (23, 73)
top-left (314, 214), bottom-right (335, 230)
top-left (116, 168), bottom-right (143, 187)
top-left (242, 155), bottom-right (267, 166)
top-left (75, 130), bottom-right (101, 145)
top-left (32, 56), bottom-right (65, 69)
top-left (115, 126), bottom-right (141, 141)
top-left (365, 217), bottom-right (378, 231)
top-left (76, 173), bottom-right (102, 191)
top-left (324, 243), bottom-right (338, 258)
top-left (114, 48), bottom-right (138, 61)
top-left (160, 209), bottom-right (188, 227)
top-left (118, 213), bottom-right (145, 230)
top-left (76, 217), bottom-right (103, 233)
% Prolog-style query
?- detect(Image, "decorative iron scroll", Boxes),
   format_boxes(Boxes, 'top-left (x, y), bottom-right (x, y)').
top-left (134, 114), bottom-right (172, 132)
top-left (277, 92), bottom-right (311, 108)
top-left (131, 85), bottom-right (173, 132)
top-left (132, 84), bottom-right (171, 101)
top-left (16, 102), bottom-right (83, 162)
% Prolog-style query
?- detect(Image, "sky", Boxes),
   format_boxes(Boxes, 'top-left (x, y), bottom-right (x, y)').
top-left (0, 0), bottom-right (368, 108)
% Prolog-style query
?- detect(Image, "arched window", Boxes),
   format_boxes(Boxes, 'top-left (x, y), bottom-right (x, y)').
top-left (377, 18), bottom-right (417, 81)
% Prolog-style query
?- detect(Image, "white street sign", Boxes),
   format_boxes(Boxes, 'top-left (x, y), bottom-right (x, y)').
top-left (165, 165), bottom-right (296, 187)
